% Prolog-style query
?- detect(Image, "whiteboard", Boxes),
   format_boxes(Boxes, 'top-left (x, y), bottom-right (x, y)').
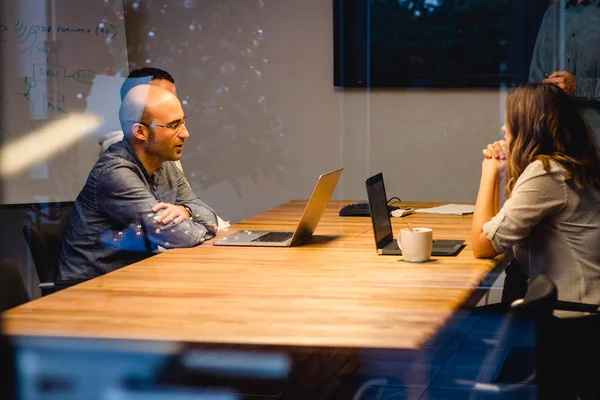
top-left (0, 0), bottom-right (128, 204)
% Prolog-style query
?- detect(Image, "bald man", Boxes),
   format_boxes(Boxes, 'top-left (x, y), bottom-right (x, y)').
top-left (99, 67), bottom-right (178, 155)
top-left (58, 85), bottom-right (218, 281)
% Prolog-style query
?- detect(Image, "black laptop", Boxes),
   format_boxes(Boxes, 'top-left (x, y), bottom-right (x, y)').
top-left (365, 173), bottom-right (465, 256)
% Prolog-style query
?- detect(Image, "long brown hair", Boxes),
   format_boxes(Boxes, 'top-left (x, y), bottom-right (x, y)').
top-left (505, 84), bottom-right (600, 195)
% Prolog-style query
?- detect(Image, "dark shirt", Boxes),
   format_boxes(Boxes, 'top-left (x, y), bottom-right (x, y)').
top-left (58, 139), bottom-right (218, 280)
top-left (529, 0), bottom-right (600, 136)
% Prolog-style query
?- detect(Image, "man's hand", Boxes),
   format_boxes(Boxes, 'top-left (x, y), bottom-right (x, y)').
top-left (543, 71), bottom-right (576, 97)
top-left (152, 202), bottom-right (191, 225)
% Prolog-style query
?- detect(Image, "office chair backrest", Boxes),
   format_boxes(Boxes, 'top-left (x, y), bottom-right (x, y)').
top-left (511, 274), bottom-right (557, 317)
top-left (0, 260), bottom-right (29, 312)
top-left (0, 288), bottom-right (17, 400)
top-left (22, 213), bottom-right (71, 287)
top-left (493, 275), bottom-right (600, 398)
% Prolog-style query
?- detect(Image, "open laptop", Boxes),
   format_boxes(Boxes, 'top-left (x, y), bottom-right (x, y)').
top-left (213, 168), bottom-right (343, 247)
top-left (365, 173), bottom-right (465, 256)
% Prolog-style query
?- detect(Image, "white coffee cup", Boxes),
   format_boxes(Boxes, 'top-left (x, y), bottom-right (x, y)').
top-left (398, 227), bottom-right (433, 262)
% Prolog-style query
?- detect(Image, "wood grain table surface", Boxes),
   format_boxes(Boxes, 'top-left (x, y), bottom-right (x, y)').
top-left (3, 201), bottom-right (500, 349)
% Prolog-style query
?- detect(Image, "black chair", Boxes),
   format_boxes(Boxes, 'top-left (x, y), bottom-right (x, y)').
top-left (0, 264), bottom-right (18, 400)
top-left (0, 260), bottom-right (29, 312)
top-left (22, 214), bottom-right (81, 296)
top-left (494, 275), bottom-right (600, 399)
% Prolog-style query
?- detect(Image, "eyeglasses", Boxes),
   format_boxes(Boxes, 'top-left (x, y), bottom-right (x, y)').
top-left (139, 116), bottom-right (187, 131)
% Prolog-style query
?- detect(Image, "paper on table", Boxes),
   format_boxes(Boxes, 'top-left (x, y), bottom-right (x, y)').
top-left (414, 204), bottom-right (475, 216)
top-left (217, 216), bottom-right (231, 231)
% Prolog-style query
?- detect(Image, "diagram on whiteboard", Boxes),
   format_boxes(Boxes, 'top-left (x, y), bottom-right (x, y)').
top-left (0, 0), bottom-right (128, 204)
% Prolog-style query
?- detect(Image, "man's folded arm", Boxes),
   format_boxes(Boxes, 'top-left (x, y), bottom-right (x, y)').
top-left (96, 166), bottom-right (212, 251)
top-left (174, 169), bottom-right (218, 234)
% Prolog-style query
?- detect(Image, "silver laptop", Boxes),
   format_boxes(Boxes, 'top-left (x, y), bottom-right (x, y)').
top-left (213, 168), bottom-right (343, 247)
top-left (365, 172), bottom-right (465, 256)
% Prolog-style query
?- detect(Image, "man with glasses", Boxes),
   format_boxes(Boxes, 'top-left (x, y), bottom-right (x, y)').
top-left (58, 84), bottom-right (218, 281)
top-left (99, 68), bottom-right (179, 158)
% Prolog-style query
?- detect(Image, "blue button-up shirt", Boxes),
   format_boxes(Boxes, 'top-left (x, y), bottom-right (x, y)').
top-left (529, 0), bottom-right (600, 136)
top-left (58, 139), bottom-right (218, 280)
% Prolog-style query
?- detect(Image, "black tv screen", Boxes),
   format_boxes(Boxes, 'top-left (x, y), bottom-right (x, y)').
top-left (334, 0), bottom-right (549, 88)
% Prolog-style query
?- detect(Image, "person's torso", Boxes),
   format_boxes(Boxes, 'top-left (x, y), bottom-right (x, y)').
top-left (58, 140), bottom-right (183, 280)
top-left (523, 166), bottom-right (600, 307)
top-left (563, 2), bottom-right (600, 78)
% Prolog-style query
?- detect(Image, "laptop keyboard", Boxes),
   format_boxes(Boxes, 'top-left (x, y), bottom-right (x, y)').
top-left (251, 231), bottom-right (294, 243)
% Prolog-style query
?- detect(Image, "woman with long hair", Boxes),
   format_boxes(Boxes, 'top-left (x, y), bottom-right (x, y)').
top-left (472, 83), bottom-right (600, 312)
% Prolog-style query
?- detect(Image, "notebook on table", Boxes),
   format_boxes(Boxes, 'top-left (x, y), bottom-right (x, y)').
top-left (365, 173), bottom-right (465, 256)
top-left (213, 168), bottom-right (343, 247)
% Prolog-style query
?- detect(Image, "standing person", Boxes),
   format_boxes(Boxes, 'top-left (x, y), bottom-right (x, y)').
top-left (529, 0), bottom-right (600, 137)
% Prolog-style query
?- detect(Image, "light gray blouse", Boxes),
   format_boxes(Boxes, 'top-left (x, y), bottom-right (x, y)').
top-left (483, 160), bottom-right (600, 316)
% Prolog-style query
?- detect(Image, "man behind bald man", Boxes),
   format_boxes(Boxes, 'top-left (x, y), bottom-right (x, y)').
top-left (58, 85), bottom-right (218, 281)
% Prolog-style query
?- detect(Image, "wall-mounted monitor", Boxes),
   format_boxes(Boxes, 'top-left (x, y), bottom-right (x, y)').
top-left (334, 0), bottom-right (549, 88)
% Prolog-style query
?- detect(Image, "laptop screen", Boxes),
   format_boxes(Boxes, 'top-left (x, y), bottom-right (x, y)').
top-left (365, 173), bottom-right (394, 247)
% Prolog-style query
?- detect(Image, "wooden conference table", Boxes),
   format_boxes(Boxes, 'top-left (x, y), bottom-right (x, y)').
top-left (4, 201), bottom-right (500, 350)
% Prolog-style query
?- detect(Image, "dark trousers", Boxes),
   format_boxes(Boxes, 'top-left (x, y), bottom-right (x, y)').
top-left (540, 315), bottom-right (600, 400)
